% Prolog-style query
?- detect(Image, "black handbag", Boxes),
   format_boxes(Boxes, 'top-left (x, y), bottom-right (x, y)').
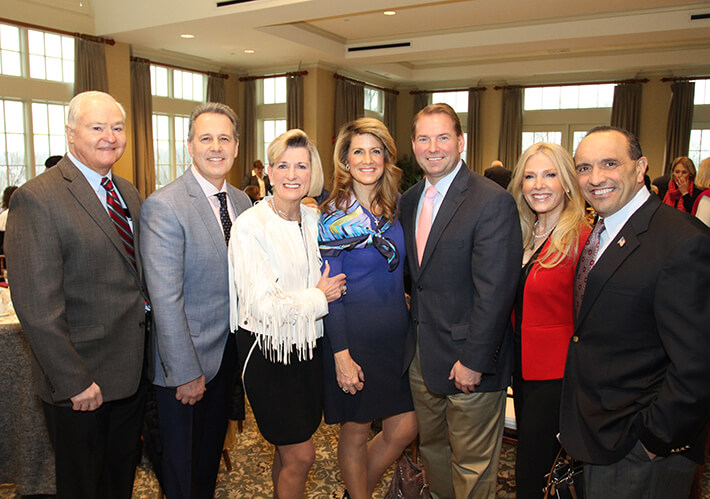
top-left (543, 447), bottom-right (585, 499)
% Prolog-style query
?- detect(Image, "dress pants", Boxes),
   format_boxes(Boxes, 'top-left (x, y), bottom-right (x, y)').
top-left (511, 374), bottom-right (562, 499)
top-left (155, 333), bottom-right (237, 499)
top-left (409, 345), bottom-right (506, 499)
top-left (42, 379), bottom-right (147, 499)
top-left (584, 440), bottom-right (697, 499)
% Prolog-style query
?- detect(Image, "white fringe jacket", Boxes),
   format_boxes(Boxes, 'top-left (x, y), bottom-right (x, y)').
top-left (228, 198), bottom-right (328, 364)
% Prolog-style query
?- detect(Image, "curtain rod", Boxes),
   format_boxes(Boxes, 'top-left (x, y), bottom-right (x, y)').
top-left (239, 70), bottom-right (308, 82)
top-left (0, 17), bottom-right (115, 45)
top-left (334, 74), bottom-right (400, 95)
top-left (494, 78), bottom-right (649, 90)
top-left (410, 87), bottom-right (486, 94)
top-left (130, 56), bottom-right (228, 79)
top-left (661, 76), bottom-right (708, 82)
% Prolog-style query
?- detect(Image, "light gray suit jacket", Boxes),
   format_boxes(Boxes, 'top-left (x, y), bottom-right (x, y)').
top-left (140, 169), bottom-right (251, 387)
top-left (6, 156), bottom-right (147, 406)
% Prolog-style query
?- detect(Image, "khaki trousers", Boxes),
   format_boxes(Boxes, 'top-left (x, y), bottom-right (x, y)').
top-left (409, 346), bottom-right (506, 499)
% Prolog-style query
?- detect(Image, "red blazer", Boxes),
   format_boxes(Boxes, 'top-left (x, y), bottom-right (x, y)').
top-left (519, 225), bottom-right (591, 380)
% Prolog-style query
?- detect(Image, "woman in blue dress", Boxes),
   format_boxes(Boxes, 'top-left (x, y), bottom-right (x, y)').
top-left (318, 118), bottom-right (418, 499)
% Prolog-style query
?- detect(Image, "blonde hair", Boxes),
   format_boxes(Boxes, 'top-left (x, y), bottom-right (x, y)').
top-left (695, 157), bottom-right (710, 189)
top-left (267, 129), bottom-right (324, 197)
top-left (508, 142), bottom-right (590, 268)
top-left (322, 118), bottom-right (401, 223)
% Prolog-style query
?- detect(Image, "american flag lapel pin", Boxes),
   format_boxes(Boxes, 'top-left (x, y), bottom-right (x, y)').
top-left (617, 237), bottom-right (626, 247)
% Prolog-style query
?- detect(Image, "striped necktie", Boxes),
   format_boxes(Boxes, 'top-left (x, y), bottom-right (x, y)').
top-left (100, 177), bottom-right (136, 267)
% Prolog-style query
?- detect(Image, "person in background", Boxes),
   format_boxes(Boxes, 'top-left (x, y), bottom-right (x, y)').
top-left (318, 118), bottom-right (418, 499)
top-left (140, 102), bottom-right (251, 498)
top-left (507, 143), bottom-right (590, 498)
top-left (244, 184), bottom-right (260, 204)
top-left (691, 157), bottom-right (710, 226)
top-left (0, 185), bottom-right (18, 254)
top-left (241, 159), bottom-right (271, 199)
top-left (560, 126), bottom-right (710, 498)
top-left (483, 159), bottom-right (512, 189)
top-left (229, 129), bottom-right (346, 499)
top-left (45, 155), bottom-right (63, 170)
top-left (662, 156), bottom-right (701, 212)
top-left (5, 91), bottom-right (148, 499)
top-left (400, 103), bottom-right (521, 498)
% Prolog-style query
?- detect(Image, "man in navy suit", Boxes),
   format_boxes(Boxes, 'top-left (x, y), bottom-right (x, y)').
top-left (400, 103), bottom-right (521, 498)
top-left (141, 102), bottom-right (251, 498)
top-left (560, 126), bottom-right (710, 498)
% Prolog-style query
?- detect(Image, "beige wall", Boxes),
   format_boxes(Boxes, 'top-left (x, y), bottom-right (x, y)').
top-left (105, 42), bottom-right (134, 182)
top-left (223, 73), bottom-right (243, 187)
top-left (638, 79), bottom-right (672, 179)
top-left (303, 67), bottom-right (336, 186)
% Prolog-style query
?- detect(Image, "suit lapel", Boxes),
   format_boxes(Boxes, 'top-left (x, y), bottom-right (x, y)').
top-left (184, 170), bottom-right (228, 259)
top-left (577, 196), bottom-right (658, 326)
top-left (61, 159), bottom-right (138, 277)
top-left (419, 165), bottom-right (469, 273)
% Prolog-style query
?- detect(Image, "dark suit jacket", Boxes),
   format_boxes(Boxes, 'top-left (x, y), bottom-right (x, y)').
top-left (560, 195), bottom-right (710, 465)
top-left (483, 165), bottom-right (512, 189)
top-left (241, 174), bottom-right (271, 195)
top-left (6, 155), bottom-right (147, 406)
top-left (400, 163), bottom-right (522, 395)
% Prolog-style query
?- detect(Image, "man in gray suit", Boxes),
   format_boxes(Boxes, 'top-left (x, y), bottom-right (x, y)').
top-left (140, 102), bottom-right (251, 498)
top-left (6, 91), bottom-right (148, 498)
top-left (400, 104), bottom-right (521, 498)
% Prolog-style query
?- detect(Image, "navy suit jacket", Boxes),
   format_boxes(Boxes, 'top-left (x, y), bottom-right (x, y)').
top-left (400, 163), bottom-right (522, 395)
top-left (560, 195), bottom-right (710, 464)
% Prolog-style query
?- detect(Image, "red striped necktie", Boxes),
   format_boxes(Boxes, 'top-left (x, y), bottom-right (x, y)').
top-left (100, 177), bottom-right (136, 267)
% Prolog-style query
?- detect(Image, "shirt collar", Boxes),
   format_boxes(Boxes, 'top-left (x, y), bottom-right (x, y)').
top-left (67, 151), bottom-right (112, 193)
top-left (191, 164), bottom-right (227, 197)
top-left (600, 186), bottom-right (650, 239)
top-left (424, 159), bottom-right (462, 198)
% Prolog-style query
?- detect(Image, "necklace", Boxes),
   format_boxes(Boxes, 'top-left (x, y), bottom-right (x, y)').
top-left (533, 219), bottom-right (555, 239)
top-left (270, 200), bottom-right (300, 222)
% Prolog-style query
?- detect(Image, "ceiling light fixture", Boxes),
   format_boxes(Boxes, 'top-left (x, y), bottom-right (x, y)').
top-left (180, 34), bottom-right (195, 39)
top-left (384, 11), bottom-right (396, 16)
top-left (244, 49), bottom-right (255, 54)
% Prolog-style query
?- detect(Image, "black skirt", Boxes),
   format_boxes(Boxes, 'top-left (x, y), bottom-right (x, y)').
top-left (238, 328), bottom-right (323, 446)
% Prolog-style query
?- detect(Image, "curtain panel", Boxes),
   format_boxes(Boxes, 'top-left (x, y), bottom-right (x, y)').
top-left (242, 79), bottom-right (257, 179)
top-left (287, 75), bottom-right (304, 130)
top-left (74, 38), bottom-right (108, 95)
top-left (129, 58), bottom-right (155, 199)
top-left (663, 81), bottom-right (695, 174)
top-left (333, 78), bottom-right (364, 137)
top-left (207, 76), bottom-right (226, 104)
top-left (498, 87), bottom-right (523, 169)
top-left (610, 82), bottom-right (643, 137)
top-left (466, 88), bottom-right (482, 173)
top-left (384, 91), bottom-right (397, 141)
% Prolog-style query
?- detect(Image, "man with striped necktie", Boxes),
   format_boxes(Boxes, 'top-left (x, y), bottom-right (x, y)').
top-left (6, 91), bottom-right (149, 499)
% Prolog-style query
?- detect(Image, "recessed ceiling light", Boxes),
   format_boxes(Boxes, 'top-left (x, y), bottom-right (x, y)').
top-left (180, 34), bottom-right (195, 39)
top-left (244, 49), bottom-right (255, 54)
top-left (384, 11), bottom-right (396, 16)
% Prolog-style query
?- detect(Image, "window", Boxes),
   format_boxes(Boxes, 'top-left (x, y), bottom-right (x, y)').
top-left (694, 80), bottom-right (710, 106)
top-left (152, 114), bottom-right (190, 189)
top-left (364, 88), bottom-right (383, 121)
top-left (522, 131), bottom-right (562, 152)
top-left (431, 91), bottom-right (469, 160)
top-left (689, 129), bottom-right (710, 167)
top-left (150, 64), bottom-right (205, 101)
top-left (0, 24), bottom-right (21, 76)
top-left (32, 102), bottom-right (68, 171)
top-left (257, 78), bottom-right (287, 165)
top-left (0, 100), bottom-right (26, 191)
top-left (524, 84), bottom-right (614, 111)
top-left (28, 30), bottom-right (74, 82)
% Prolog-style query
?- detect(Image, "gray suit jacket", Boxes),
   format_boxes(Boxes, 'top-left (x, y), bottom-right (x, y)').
top-left (6, 155), bottom-right (147, 405)
top-left (140, 169), bottom-right (251, 387)
top-left (400, 163), bottom-right (522, 395)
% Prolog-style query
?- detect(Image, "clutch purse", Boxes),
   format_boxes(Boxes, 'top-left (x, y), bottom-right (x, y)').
top-left (543, 447), bottom-right (585, 499)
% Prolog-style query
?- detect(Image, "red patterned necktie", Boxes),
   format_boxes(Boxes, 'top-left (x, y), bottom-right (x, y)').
top-left (100, 177), bottom-right (136, 267)
top-left (574, 219), bottom-right (605, 316)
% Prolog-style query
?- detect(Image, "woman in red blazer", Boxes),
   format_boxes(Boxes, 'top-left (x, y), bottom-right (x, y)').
top-left (507, 142), bottom-right (590, 498)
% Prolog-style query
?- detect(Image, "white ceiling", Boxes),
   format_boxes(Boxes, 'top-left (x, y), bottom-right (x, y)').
top-left (82, 0), bottom-right (710, 86)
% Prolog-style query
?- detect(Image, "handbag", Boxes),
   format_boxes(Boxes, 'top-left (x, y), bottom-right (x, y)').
top-left (543, 447), bottom-right (585, 499)
top-left (384, 453), bottom-right (432, 499)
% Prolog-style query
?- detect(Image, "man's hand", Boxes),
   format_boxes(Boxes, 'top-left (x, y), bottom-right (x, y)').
top-left (176, 374), bottom-right (206, 405)
top-left (448, 361), bottom-right (482, 394)
top-left (70, 382), bottom-right (103, 411)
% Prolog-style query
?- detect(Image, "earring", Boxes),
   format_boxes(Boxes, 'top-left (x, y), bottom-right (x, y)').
top-left (344, 163), bottom-right (350, 171)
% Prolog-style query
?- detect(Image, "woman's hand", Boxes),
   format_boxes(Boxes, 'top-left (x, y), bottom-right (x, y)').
top-left (334, 349), bottom-right (364, 394)
top-left (317, 261), bottom-right (346, 303)
top-left (676, 175), bottom-right (690, 195)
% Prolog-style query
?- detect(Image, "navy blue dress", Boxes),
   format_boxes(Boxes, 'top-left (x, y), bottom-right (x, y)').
top-left (321, 210), bottom-right (413, 424)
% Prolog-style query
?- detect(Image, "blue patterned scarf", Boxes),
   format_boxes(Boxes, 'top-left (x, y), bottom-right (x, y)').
top-left (318, 197), bottom-right (399, 271)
